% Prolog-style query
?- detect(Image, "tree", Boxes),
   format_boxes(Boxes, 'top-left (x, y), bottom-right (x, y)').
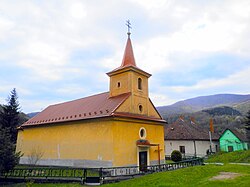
top-left (245, 110), bottom-right (250, 141)
top-left (0, 88), bottom-right (22, 172)
top-left (27, 147), bottom-right (44, 165)
top-left (0, 88), bottom-right (20, 143)
top-left (0, 124), bottom-right (21, 172)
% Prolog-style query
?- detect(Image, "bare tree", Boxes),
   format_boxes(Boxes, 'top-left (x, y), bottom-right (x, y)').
top-left (27, 147), bottom-right (44, 165)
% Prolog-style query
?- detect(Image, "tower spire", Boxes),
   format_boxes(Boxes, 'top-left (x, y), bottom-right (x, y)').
top-left (121, 20), bottom-right (136, 67)
top-left (126, 20), bottom-right (132, 37)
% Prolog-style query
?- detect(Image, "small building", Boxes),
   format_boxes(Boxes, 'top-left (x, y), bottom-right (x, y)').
top-left (164, 117), bottom-right (219, 158)
top-left (219, 128), bottom-right (249, 152)
top-left (16, 32), bottom-right (166, 168)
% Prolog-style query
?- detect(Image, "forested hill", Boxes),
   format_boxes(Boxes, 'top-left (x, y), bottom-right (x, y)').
top-left (157, 94), bottom-right (250, 115)
top-left (157, 94), bottom-right (250, 134)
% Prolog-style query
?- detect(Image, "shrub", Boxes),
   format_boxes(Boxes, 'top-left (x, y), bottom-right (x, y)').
top-left (171, 150), bottom-right (182, 162)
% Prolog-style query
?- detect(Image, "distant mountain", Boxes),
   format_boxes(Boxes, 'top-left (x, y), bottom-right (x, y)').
top-left (157, 94), bottom-right (250, 116)
top-left (27, 112), bottom-right (39, 118)
top-left (157, 94), bottom-right (250, 134)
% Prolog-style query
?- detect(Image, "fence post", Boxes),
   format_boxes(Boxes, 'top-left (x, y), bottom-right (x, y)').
top-left (83, 169), bottom-right (87, 183)
top-left (99, 167), bottom-right (103, 184)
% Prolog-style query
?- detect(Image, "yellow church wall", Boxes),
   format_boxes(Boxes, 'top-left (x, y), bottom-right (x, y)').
top-left (16, 120), bottom-right (114, 166)
top-left (147, 99), bottom-right (162, 118)
top-left (116, 95), bottom-right (161, 119)
top-left (16, 118), bottom-right (165, 167)
top-left (109, 71), bottom-right (131, 97)
top-left (131, 71), bottom-right (149, 97)
top-left (111, 119), bottom-right (165, 166)
top-left (109, 69), bottom-right (149, 98)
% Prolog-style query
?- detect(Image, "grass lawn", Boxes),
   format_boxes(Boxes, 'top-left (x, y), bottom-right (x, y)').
top-left (206, 150), bottom-right (250, 163)
top-left (103, 164), bottom-right (250, 187)
top-left (3, 150), bottom-right (250, 186)
top-left (2, 164), bottom-right (249, 187)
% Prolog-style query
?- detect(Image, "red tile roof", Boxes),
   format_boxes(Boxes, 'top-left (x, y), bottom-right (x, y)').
top-left (21, 92), bottom-right (165, 128)
top-left (21, 92), bottom-right (131, 127)
top-left (165, 118), bottom-right (219, 140)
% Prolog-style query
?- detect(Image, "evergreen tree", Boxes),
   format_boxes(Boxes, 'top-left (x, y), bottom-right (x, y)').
top-left (245, 110), bottom-right (250, 141)
top-left (0, 88), bottom-right (22, 172)
top-left (0, 88), bottom-right (20, 143)
top-left (0, 124), bottom-right (21, 172)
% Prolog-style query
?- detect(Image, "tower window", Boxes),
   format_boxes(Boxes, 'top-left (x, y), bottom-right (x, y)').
top-left (138, 78), bottom-right (142, 90)
top-left (117, 82), bottom-right (121, 88)
top-left (139, 105), bottom-right (143, 113)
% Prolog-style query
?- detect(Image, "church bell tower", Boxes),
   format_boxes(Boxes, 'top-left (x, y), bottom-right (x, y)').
top-left (107, 23), bottom-right (152, 115)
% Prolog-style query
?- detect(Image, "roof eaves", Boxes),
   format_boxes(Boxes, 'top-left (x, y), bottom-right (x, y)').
top-left (111, 112), bottom-right (166, 123)
top-left (149, 98), bottom-right (166, 121)
top-left (107, 65), bottom-right (151, 78)
top-left (20, 114), bottom-right (112, 129)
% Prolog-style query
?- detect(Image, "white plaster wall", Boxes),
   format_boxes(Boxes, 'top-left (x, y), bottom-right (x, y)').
top-left (165, 140), bottom-right (219, 157)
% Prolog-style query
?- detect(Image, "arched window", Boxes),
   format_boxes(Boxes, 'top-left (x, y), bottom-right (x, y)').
top-left (138, 78), bottom-right (142, 90)
top-left (139, 105), bottom-right (143, 113)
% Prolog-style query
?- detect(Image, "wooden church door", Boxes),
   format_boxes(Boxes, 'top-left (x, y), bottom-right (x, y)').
top-left (139, 151), bottom-right (148, 171)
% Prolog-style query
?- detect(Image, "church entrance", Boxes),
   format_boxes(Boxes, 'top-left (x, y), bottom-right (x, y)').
top-left (139, 151), bottom-right (148, 171)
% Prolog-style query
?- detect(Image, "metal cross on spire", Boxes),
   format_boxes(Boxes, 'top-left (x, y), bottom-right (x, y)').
top-left (126, 20), bottom-right (132, 36)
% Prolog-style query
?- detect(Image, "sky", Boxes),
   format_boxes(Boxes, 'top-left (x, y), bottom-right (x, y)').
top-left (0, 0), bottom-right (250, 113)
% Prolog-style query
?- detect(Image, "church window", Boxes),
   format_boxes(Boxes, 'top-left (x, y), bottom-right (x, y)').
top-left (117, 82), bottom-right (121, 88)
top-left (139, 127), bottom-right (146, 139)
top-left (139, 105), bottom-right (143, 113)
top-left (138, 78), bottom-right (142, 90)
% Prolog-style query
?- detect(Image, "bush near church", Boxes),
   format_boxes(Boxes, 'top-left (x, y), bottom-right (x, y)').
top-left (171, 150), bottom-right (182, 162)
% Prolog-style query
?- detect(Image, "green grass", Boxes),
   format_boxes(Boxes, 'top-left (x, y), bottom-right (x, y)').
top-left (206, 150), bottom-right (250, 163)
top-left (3, 164), bottom-right (249, 187)
top-left (165, 160), bottom-right (174, 164)
top-left (3, 151), bottom-right (250, 187)
top-left (103, 164), bottom-right (250, 187)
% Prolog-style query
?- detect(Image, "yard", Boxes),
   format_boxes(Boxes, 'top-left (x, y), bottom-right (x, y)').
top-left (2, 163), bottom-right (249, 187)
top-left (103, 163), bottom-right (250, 187)
top-left (2, 150), bottom-right (250, 187)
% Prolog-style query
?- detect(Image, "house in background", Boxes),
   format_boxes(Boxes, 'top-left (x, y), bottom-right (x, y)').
top-left (219, 128), bottom-right (249, 152)
top-left (16, 32), bottom-right (166, 168)
top-left (164, 117), bottom-right (219, 158)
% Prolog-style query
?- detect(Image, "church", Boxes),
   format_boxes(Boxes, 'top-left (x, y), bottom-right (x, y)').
top-left (16, 30), bottom-right (166, 168)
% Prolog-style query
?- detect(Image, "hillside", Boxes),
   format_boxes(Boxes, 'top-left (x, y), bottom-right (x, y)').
top-left (27, 112), bottom-right (39, 118)
top-left (157, 94), bottom-right (250, 134)
top-left (157, 94), bottom-right (250, 115)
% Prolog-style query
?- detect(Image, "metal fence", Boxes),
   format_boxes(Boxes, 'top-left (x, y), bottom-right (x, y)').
top-left (101, 157), bottom-right (203, 183)
top-left (0, 158), bottom-right (204, 184)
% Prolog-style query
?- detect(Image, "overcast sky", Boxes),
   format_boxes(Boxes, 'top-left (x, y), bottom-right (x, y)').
top-left (0, 0), bottom-right (250, 113)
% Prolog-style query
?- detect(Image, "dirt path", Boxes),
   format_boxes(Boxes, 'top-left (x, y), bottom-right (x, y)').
top-left (210, 172), bottom-right (243, 180)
